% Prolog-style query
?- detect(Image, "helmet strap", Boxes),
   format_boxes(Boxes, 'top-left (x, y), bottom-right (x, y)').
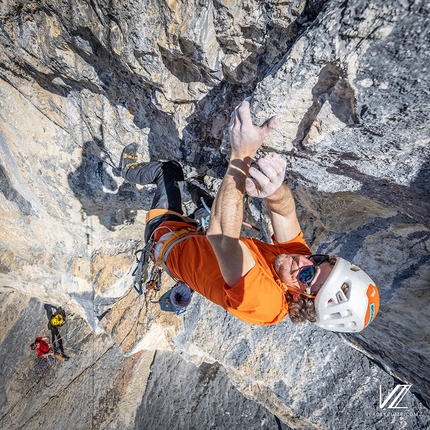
top-left (285, 285), bottom-right (315, 299)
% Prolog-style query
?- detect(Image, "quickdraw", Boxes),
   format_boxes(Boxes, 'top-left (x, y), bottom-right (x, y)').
top-left (132, 239), bottom-right (162, 295)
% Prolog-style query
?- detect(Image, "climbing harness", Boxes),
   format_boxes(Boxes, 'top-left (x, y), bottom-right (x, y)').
top-left (131, 207), bottom-right (199, 295)
top-left (154, 228), bottom-right (201, 276)
top-left (132, 227), bottom-right (200, 293)
top-left (131, 219), bottom-right (201, 316)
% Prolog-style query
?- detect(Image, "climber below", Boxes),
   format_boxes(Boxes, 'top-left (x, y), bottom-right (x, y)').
top-left (30, 336), bottom-right (69, 361)
top-left (120, 98), bottom-right (380, 332)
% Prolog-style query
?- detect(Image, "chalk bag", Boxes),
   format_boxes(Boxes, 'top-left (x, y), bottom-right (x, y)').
top-left (158, 282), bottom-right (193, 314)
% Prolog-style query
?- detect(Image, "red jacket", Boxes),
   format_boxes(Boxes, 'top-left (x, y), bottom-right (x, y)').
top-left (35, 337), bottom-right (51, 356)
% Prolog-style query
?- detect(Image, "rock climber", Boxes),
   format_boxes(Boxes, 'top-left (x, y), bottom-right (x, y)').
top-left (44, 304), bottom-right (70, 360)
top-left (30, 336), bottom-right (68, 361)
top-left (121, 98), bottom-right (379, 332)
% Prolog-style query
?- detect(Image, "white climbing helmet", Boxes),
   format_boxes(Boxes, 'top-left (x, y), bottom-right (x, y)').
top-left (313, 257), bottom-right (380, 333)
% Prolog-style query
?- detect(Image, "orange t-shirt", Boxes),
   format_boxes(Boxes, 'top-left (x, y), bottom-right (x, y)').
top-left (159, 221), bottom-right (311, 326)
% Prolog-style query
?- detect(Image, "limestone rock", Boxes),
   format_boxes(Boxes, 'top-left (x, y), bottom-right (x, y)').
top-left (1, 291), bottom-right (287, 429)
top-left (0, 0), bottom-right (429, 428)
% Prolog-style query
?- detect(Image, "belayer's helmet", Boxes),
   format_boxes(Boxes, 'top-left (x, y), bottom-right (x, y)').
top-left (313, 257), bottom-right (380, 333)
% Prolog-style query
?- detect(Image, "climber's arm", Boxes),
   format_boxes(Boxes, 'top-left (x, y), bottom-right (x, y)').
top-left (264, 184), bottom-right (301, 243)
top-left (206, 157), bottom-right (256, 287)
top-left (207, 98), bottom-right (279, 287)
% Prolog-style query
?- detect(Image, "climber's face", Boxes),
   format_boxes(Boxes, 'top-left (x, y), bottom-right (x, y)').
top-left (274, 254), bottom-right (334, 295)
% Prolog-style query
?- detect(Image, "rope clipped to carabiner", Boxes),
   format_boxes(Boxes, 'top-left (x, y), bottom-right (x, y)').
top-left (132, 239), bottom-right (162, 295)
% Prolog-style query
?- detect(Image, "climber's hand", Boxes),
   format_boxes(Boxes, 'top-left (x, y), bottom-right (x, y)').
top-left (245, 153), bottom-right (287, 198)
top-left (229, 98), bottom-right (280, 159)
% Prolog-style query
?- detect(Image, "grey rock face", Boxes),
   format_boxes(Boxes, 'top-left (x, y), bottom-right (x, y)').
top-left (0, 291), bottom-right (292, 430)
top-left (134, 350), bottom-right (290, 430)
top-left (0, 0), bottom-right (429, 428)
top-left (175, 294), bottom-right (429, 430)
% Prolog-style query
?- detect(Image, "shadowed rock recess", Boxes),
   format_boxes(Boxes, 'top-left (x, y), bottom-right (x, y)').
top-left (0, 0), bottom-right (429, 428)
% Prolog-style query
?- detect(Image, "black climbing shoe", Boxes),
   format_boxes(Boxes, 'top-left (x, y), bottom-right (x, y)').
top-left (113, 143), bottom-right (140, 177)
top-left (186, 179), bottom-right (214, 209)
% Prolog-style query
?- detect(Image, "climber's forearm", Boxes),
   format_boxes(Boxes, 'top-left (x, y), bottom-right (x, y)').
top-left (207, 158), bottom-right (256, 287)
top-left (264, 184), bottom-right (301, 243)
top-left (207, 158), bottom-right (250, 239)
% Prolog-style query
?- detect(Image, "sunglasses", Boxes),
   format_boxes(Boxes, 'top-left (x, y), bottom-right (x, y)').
top-left (291, 254), bottom-right (330, 295)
